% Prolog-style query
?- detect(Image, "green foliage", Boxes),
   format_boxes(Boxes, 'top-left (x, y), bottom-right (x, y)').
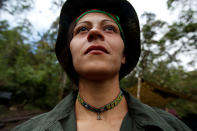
top-left (120, 71), bottom-right (138, 89)
top-left (167, 0), bottom-right (178, 9)
top-left (0, 0), bottom-right (34, 14)
top-left (51, 0), bottom-right (64, 10)
top-left (167, 99), bottom-right (197, 117)
top-left (129, 0), bottom-right (197, 117)
top-left (183, 22), bottom-right (197, 33)
top-left (137, 0), bottom-right (197, 85)
top-left (0, 20), bottom-right (64, 109)
top-left (0, 0), bottom-right (8, 9)
top-left (164, 23), bottom-right (184, 43)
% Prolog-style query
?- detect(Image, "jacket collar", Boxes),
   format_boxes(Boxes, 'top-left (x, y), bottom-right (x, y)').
top-left (42, 89), bottom-right (173, 131)
top-left (122, 89), bottom-right (173, 131)
top-left (40, 91), bottom-right (77, 130)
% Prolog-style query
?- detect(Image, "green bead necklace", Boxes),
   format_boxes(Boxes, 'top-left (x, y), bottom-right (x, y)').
top-left (77, 90), bottom-right (124, 120)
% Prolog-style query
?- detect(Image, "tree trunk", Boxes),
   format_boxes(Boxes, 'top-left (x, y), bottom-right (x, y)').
top-left (137, 73), bottom-right (142, 100)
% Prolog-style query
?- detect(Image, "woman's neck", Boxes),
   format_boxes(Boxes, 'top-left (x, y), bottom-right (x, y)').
top-left (78, 75), bottom-right (121, 107)
top-left (75, 74), bottom-right (128, 122)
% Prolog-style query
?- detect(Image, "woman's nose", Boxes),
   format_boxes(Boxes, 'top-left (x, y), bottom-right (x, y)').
top-left (87, 29), bottom-right (104, 42)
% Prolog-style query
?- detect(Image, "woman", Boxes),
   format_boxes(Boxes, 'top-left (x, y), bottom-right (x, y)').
top-left (12, 0), bottom-right (191, 130)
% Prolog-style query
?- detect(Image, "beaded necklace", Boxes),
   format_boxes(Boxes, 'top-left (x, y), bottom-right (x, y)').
top-left (77, 90), bottom-right (124, 120)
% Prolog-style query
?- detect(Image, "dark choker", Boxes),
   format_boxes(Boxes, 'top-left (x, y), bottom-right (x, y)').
top-left (77, 90), bottom-right (124, 120)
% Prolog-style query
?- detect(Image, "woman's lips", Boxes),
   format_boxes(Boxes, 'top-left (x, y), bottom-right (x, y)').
top-left (85, 45), bottom-right (109, 54)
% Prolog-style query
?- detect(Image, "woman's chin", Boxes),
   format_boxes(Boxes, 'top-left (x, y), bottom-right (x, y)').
top-left (78, 69), bottom-right (119, 81)
top-left (74, 62), bottom-right (121, 80)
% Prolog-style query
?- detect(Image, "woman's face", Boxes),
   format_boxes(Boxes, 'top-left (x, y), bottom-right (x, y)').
top-left (70, 13), bottom-right (125, 80)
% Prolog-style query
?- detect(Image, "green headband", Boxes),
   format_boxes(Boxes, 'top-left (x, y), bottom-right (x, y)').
top-left (75, 10), bottom-right (125, 41)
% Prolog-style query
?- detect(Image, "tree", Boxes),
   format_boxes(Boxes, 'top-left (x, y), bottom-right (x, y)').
top-left (0, 0), bottom-right (34, 14)
top-left (166, 0), bottom-right (197, 68)
top-left (131, 12), bottom-right (167, 98)
top-left (135, 0), bottom-right (197, 86)
top-left (127, 0), bottom-right (197, 101)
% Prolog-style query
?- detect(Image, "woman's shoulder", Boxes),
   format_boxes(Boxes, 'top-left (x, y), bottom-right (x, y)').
top-left (11, 91), bottom-right (77, 131)
top-left (123, 89), bottom-right (192, 131)
top-left (11, 112), bottom-right (48, 131)
top-left (153, 107), bottom-right (192, 131)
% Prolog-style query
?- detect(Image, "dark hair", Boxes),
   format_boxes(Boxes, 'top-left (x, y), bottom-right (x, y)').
top-left (57, 21), bottom-right (79, 85)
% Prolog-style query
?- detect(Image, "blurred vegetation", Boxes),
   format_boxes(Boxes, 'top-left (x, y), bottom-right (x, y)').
top-left (0, 0), bottom-right (34, 14)
top-left (0, 0), bottom-right (196, 117)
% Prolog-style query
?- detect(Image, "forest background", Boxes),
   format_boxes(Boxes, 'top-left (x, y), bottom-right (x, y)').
top-left (0, 0), bottom-right (197, 118)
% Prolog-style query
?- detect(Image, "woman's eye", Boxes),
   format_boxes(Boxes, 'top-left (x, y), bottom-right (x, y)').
top-left (76, 26), bottom-right (89, 34)
top-left (104, 25), bottom-right (117, 32)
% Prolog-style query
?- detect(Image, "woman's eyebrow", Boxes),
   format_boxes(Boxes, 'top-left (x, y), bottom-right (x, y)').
top-left (101, 19), bottom-right (116, 24)
top-left (76, 19), bottom-right (116, 26)
top-left (76, 21), bottom-right (91, 26)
